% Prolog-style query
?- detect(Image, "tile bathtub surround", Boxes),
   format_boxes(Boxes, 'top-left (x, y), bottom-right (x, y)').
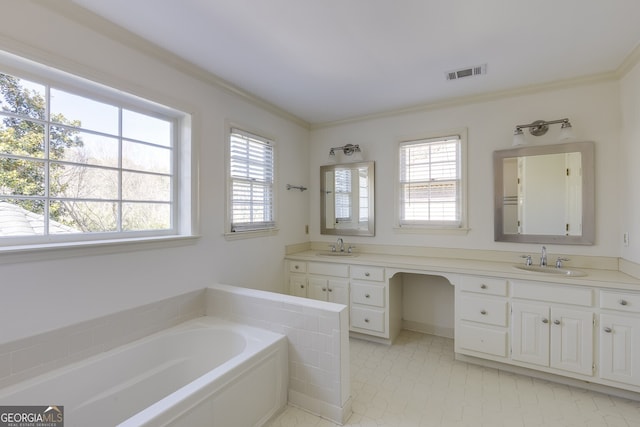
top-left (268, 331), bottom-right (640, 427)
top-left (205, 284), bottom-right (351, 425)
top-left (0, 289), bottom-right (205, 390)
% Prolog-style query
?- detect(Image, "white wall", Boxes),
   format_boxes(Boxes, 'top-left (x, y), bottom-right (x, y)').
top-left (620, 60), bottom-right (640, 265)
top-left (0, 2), bottom-right (309, 343)
top-left (309, 82), bottom-right (622, 258)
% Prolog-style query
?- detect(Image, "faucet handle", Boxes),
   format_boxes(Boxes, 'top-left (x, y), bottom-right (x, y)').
top-left (347, 245), bottom-right (356, 253)
top-left (520, 255), bottom-right (532, 266)
top-left (329, 244), bottom-right (336, 252)
top-left (556, 257), bottom-right (570, 268)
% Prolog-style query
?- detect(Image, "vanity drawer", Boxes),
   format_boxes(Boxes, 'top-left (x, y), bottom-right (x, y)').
top-left (351, 281), bottom-right (385, 307)
top-left (308, 262), bottom-right (349, 277)
top-left (600, 290), bottom-right (640, 313)
top-left (460, 276), bottom-right (508, 296)
top-left (457, 324), bottom-right (508, 357)
top-left (289, 261), bottom-right (307, 273)
top-left (350, 265), bottom-right (385, 282)
top-left (511, 280), bottom-right (593, 307)
top-left (351, 306), bottom-right (385, 333)
top-left (459, 296), bottom-right (508, 326)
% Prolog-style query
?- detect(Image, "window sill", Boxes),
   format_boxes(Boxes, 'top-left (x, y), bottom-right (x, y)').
top-left (0, 235), bottom-right (200, 264)
top-left (393, 226), bottom-right (470, 236)
top-left (224, 228), bottom-right (279, 241)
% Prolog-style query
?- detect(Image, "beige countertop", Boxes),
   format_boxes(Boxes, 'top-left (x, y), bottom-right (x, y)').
top-left (286, 250), bottom-right (640, 291)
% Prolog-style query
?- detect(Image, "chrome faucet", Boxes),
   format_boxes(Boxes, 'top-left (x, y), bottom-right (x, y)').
top-left (336, 237), bottom-right (345, 252)
top-left (540, 246), bottom-right (547, 267)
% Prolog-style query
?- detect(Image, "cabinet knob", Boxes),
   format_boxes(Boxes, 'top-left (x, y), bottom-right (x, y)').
top-left (322, 287), bottom-right (327, 292)
top-left (300, 285), bottom-right (304, 289)
top-left (553, 320), bottom-right (561, 325)
top-left (364, 318), bottom-right (370, 323)
top-left (542, 318), bottom-right (549, 324)
top-left (480, 284), bottom-right (487, 289)
top-left (294, 265), bottom-right (299, 269)
top-left (604, 327), bottom-right (612, 333)
top-left (365, 294), bottom-right (371, 298)
top-left (620, 300), bottom-right (628, 306)
top-left (365, 272), bottom-right (370, 277)
top-left (328, 288), bottom-right (333, 292)
top-left (480, 310), bottom-right (487, 315)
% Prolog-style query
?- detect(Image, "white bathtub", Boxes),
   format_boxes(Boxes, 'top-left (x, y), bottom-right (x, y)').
top-left (0, 317), bottom-right (288, 427)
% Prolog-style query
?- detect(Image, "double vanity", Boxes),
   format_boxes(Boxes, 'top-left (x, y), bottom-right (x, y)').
top-left (285, 246), bottom-right (640, 397)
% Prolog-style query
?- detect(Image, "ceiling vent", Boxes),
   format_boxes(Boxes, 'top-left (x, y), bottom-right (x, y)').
top-left (446, 64), bottom-right (487, 81)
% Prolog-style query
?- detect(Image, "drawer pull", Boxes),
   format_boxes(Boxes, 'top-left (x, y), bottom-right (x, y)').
top-left (365, 272), bottom-right (370, 277)
top-left (542, 318), bottom-right (549, 324)
top-left (294, 265), bottom-right (299, 270)
top-left (365, 294), bottom-right (371, 298)
top-left (480, 284), bottom-right (487, 289)
top-left (364, 318), bottom-right (370, 323)
top-left (604, 327), bottom-right (612, 333)
top-left (480, 310), bottom-right (487, 315)
top-left (553, 320), bottom-right (561, 325)
top-left (620, 300), bottom-right (628, 306)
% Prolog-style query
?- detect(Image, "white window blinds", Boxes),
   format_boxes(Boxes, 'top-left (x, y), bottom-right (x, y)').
top-left (399, 135), bottom-right (462, 227)
top-left (229, 128), bottom-right (275, 232)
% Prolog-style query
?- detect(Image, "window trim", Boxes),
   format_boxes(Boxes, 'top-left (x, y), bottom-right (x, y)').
top-left (224, 123), bottom-right (278, 240)
top-left (0, 49), bottom-right (195, 251)
top-left (394, 128), bottom-right (469, 234)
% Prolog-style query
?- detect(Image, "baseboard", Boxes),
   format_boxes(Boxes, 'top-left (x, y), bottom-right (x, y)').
top-left (402, 320), bottom-right (454, 339)
top-left (288, 389), bottom-right (352, 425)
top-left (455, 353), bottom-right (640, 402)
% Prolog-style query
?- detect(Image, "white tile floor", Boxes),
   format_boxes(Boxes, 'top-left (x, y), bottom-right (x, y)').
top-left (267, 330), bottom-right (640, 427)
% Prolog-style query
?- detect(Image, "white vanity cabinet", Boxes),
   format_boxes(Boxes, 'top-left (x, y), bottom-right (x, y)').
top-left (350, 265), bottom-right (387, 337)
top-left (307, 262), bottom-right (349, 305)
top-left (511, 281), bottom-right (594, 376)
top-left (288, 261), bottom-right (307, 297)
top-left (599, 290), bottom-right (640, 388)
top-left (455, 276), bottom-right (509, 359)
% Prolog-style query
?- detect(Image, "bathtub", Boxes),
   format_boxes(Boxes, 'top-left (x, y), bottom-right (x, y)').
top-left (0, 317), bottom-right (288, 427)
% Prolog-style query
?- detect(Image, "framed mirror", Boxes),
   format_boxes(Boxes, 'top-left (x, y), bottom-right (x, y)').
top-left (494, 141), bottom-right (594, 244)
top-left (321, 161), bottom-right (375, 236)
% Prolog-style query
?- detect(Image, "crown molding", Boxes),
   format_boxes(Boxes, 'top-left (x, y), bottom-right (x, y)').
top-left (616, 42), bottom-right (640, 79)
top-left (311, 71), bottom-right (618, 130)
top-left (35, 0), bottom-right (310, 129)
top-left (27, 1), bottom-right (640, 131)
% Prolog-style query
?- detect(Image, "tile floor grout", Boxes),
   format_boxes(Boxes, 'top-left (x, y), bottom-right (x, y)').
top-left (266, 330), bottom-right (640, 427)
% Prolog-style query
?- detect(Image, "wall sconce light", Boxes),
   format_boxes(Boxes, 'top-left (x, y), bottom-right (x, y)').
top-left (328, 143), bottom-right (363, 162)
top-left (512, 118), bottom-right (575, 146)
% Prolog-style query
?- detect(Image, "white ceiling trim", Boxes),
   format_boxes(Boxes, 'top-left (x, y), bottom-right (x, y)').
top-left (31, 1), bottom-right (640, 130)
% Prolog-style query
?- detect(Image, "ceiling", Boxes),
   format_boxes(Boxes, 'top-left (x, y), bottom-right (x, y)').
top-left (69, 0), bottom-right (640, 125)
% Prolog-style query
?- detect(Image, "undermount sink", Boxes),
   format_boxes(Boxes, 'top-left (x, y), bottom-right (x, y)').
top-left (513, 264), bottom-right (587, 277)
top-left (316, 251), bottom-right (357, 257)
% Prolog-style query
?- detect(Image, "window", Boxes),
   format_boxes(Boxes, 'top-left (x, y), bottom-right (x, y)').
top-left (228, 128), bottom-right (275, 234)
top-left (0, 53), bottom-right (192, 247)
top-left (398, 132), bottom-right (466, 229)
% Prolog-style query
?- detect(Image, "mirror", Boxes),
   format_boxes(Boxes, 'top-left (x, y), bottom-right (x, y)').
top-left (494, 141), bottom-right (594, 245)
top-left (321, 161), bottom-right (375, 236)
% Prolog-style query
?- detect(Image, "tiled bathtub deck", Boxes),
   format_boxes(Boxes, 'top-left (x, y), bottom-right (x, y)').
top-left (268, 330), bottom-right (640, 427)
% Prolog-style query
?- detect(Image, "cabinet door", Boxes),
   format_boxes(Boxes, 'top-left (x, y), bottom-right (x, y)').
top-left (289, 274), bottom-right (307, 297)
top-left (511, 302), bottom-right (550, 367)
top-left (328, 279), bottom-right (349, 305)
top-left (550, 307), bottom-right (593, 376)
top-left (308, 277), bottom-right (328, 301)
top-left (600, 314), bottom-right (640, 386)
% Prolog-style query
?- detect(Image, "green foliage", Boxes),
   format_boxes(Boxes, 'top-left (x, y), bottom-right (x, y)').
top-left (0, 73), bottom-right (84, 223)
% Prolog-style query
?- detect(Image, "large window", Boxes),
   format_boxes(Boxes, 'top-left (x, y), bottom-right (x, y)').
top-left (398, 132), bottom-right (466, 229)
top-left (0, 56), bottom-right (190, 247)
top-left (228, 128), bottom-right (275, 234)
